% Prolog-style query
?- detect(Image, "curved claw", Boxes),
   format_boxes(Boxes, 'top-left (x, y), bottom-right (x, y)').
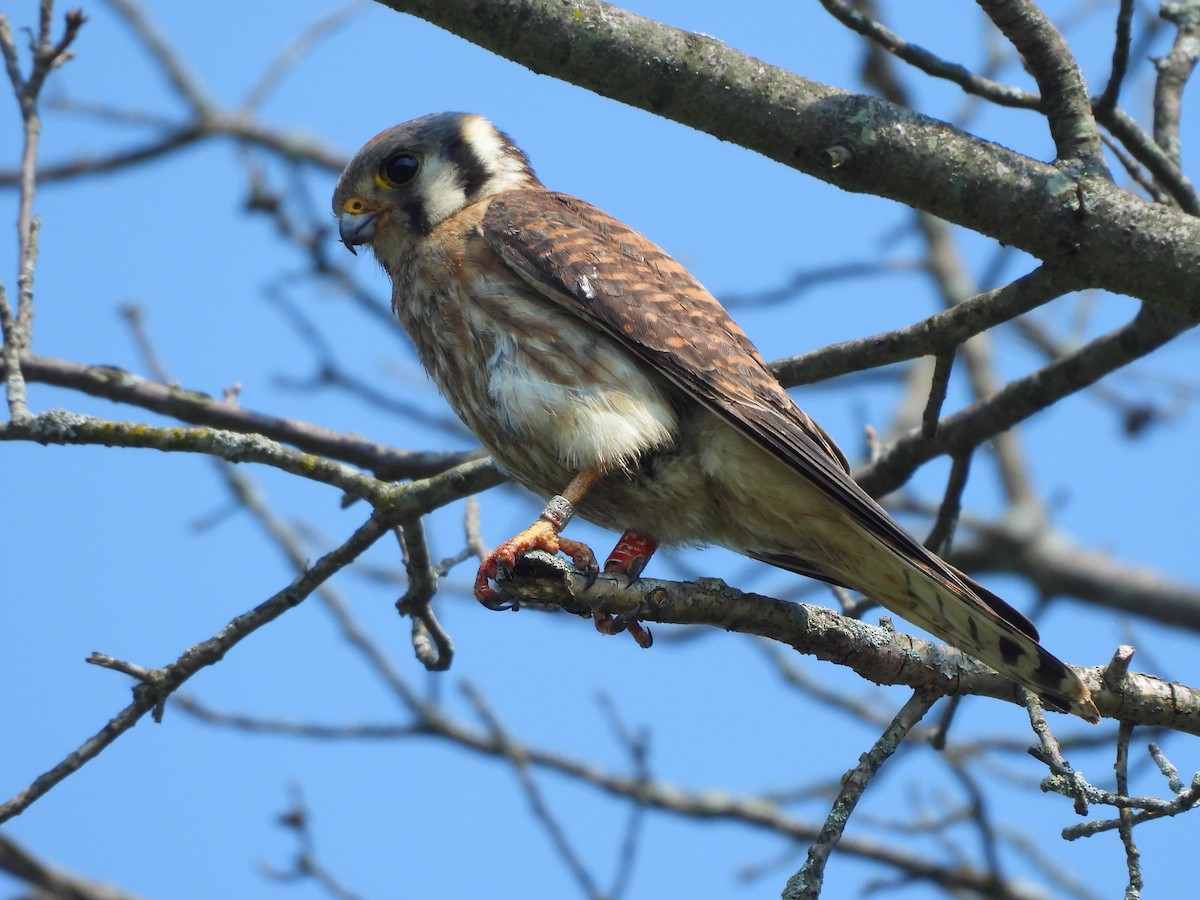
top-left (593, 605), bottom-right (654, 649)
top-left (474, 558), bottom-right (516, 611)
top-left (559, 536), bottom-right (599, 590)
top-left (473, 518), bottom-right (599, 610)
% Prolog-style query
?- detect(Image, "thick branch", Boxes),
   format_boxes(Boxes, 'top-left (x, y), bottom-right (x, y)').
top-left (974, 0), bottom-right (1106, 169)
top-left (378, 0), bottom-right (1200, 317)
top-left (502, 554), bottom-right (1200, 734)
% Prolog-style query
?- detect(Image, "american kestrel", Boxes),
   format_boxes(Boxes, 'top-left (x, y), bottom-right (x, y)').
top-left (333, 112), bottom-right (1098, 721)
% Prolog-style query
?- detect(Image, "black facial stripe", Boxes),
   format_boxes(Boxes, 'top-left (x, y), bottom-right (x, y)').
top-left (445, 133), bottom-right (490, 201)
top-left (404, 200), bottom-right (432, 236)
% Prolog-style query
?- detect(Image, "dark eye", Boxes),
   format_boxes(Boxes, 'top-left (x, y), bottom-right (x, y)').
top-left (380, 153), bottom-right (419, 187)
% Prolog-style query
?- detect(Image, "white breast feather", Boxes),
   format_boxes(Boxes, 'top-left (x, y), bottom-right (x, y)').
top-left (486, 331), bottom-right (677, 471)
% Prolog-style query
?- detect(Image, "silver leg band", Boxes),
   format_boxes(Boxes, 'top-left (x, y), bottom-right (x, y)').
top-left (540, 494), bottom-right (575, 531)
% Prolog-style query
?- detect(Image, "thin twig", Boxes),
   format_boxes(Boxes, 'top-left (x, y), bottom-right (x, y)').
top-left (1096, 0), bottom-right (1136, 114)
top-left (858, 305), bottom-right (1191, 498)
top-left (924, 452), bottom-right (972, 556)
top-left (1147, 742), bottom-right (1184, 794)
top-left (595, 693), bottom-right (650, 900)
top-left (462, 682), bottom-right (606, 900)
top-left (0, 513), bottom-right (389, 824)
top-left (782, 689), bottom-right (938, 899)
top-left (771, 265), bottom-right (1075, 388)
top-left (0, 3), bottom-right (86, 420)
top-left (920, 351), bottom-right (954, 438)
top-left (0, 831), bottom-right (147, 900)
top-left (240, 2), bottom-right (367, 112)
top-left (260, 785), bottom-right (363, 900)
top-left (101, 0), bottom-right (213, 114)
top-left (1153, 0), bottom-right (1200, 172)
top-left (5, 352), bottom-right (484, 479)
top-left (816, 0), bottom-right (1038, 108)
top-left (396, 515), bottom-right (456, 671)
top-left (1025, 693), bottom-right (1091, 815)
top-left (1114, 721), bottom-right (1144, 899)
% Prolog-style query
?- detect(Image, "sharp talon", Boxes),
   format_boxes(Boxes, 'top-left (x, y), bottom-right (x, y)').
top-left (473, 517), bottom-right (602, 609)
top-left (559, 536), bottom-right (599, 590)
top-left (474, 565), bottom-right (516, 611)
top-left (474, 578), bottom-right (515, 611)
top-left (594, 613), bottom-right (624, 636)
top-left (580, 555), bottom-right (600, 590)
top-left (627, 620), bottom-right (653, 648)
top-left (477, 590), bottom-right (515, 612)
top-left (592, 604), bottom-right (653, 647)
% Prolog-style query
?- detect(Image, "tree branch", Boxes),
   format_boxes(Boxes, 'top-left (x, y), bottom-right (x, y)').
top-left (9, 352), bottom-right (484, 479)
top-left (499, 554), bottom-right (1200, 734)
top-left (376, 0), bottom-right (1200, 316)
top-left (0, 512), bottom-right (389, 825)
top-left (857, 305), bottom-right (1191, 497)
top-left (974, 0), bottom-right (1106, 170)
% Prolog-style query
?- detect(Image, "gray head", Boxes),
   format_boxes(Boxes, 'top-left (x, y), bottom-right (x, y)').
top-left (332, 112), bottom-right (539, 256)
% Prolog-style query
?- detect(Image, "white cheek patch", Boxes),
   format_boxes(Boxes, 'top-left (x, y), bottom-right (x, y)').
top-left (460, 114), bottom-right (531, 194)
top-left (416, 155), bottom-right (468, 227)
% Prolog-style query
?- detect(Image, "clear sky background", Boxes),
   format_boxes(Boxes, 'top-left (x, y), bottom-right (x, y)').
top-left (2, 1), bottom-right (1198, 898)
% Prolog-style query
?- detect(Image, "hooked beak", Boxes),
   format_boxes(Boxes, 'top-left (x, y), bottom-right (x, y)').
top-left (338, 209), bottom-right (378, 255)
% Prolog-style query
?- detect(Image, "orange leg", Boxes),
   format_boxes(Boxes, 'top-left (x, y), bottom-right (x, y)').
top-left (475, 470), bottom-right (601, 610)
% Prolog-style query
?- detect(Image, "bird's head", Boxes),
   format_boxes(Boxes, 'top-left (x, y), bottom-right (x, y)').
top-left (332, 112), bottom-right (539, 260)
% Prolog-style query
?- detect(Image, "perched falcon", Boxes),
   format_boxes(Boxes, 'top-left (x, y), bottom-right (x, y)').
top-left (333, 112), bottom-right (1098, 721)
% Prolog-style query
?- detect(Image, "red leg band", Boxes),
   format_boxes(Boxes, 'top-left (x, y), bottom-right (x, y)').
top-left (603, 529), bottom-right (659, 580)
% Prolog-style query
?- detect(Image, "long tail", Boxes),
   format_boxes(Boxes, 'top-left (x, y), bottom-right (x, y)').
top-left (751, 544), bottom-right (1099, 722)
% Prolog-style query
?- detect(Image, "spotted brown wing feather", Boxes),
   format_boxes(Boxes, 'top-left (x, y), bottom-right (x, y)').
top-left (482, 189), bottom-right (1096, 720)
top-left (482, 192), bottom-right (997, 605)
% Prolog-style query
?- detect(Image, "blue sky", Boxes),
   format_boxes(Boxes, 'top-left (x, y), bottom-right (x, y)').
top-left (2, 1), bottom-right (1198, 898)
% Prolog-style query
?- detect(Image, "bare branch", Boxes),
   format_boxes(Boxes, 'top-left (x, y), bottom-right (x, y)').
top-left (0, 831), bottom-right (145, 900)
top-left (240, 2), bottom-right (367, 113)
top-left (0, 3), bottom-right (86, 420)
top-left (374, 0), bottom-right (1200, 316)
top-left (816, 0), bottom-right (1038, 108)
top-left (1114, 722), bottom-right (1144, 898)
top-left (500, 553), bottom-right (1200, 733)
top-left (4, 356), bottom-right (488, 479)
top-left (924, 451), bottom-right (972, 556)
top-left (462, 682), bottom-right (608, 900)
top-left (396, 515), bottom-right (456, 671)
top-left (0, 513), bottom-right (389, 824)
top-left (858, 305), bottom-right (1190, 498)
top-left (1153, 0), bottom-right (1200, 171)
top-left (950, 516), bottom-right (1200, 633)
top-left (173, 693), bottom-right (1038, 897)
top-left (1096, 0), bottom-right (1136, 115)
top-left (974, 0), bottom-right (1105, 170)
top-left (772, 265), bottom-right (1076, 388)
top-left (783, 689), bottom-right (938, 899)
top-left (102, 0), bottom-right (213, 114)
top-left (920, 351), bottom-right (955, 438)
